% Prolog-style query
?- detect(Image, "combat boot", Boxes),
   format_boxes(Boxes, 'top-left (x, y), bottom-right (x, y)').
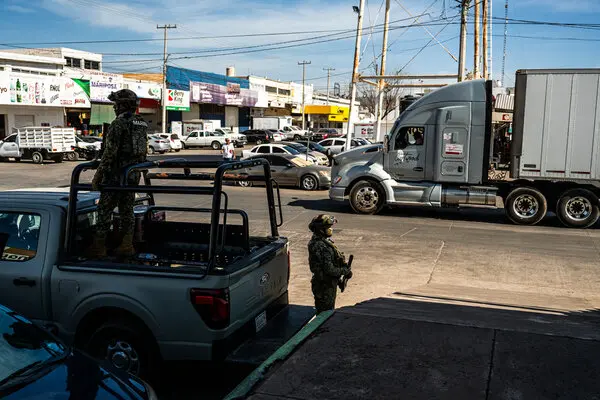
top-left (113, 233), bottom-right (136, 259)
top-left (87, 236), bottom-right (107, 259)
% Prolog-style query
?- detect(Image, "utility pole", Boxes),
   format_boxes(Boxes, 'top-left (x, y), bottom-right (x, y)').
top-left (375, 0), bottom-right (391, 143)
top-left (346, 0), bottom-right (365, 150)
top-left (489, 0), bottom-right (493, 81)
top-left (323, 67), bottom-right (335, 104)
top-left (298, 60), bottom-right (311, 132)
top-left (474, 0), bottom-right (481, 78)
top-left (457, 0), bottom-right (470, 82)
top-left (482, 0), bottom-right (488, 79)
top-left (157, 24), bottom-right (176, 133)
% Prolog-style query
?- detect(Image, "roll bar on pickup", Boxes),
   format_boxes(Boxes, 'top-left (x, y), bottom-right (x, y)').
top-left (65, 158), bottom-right (281, 268)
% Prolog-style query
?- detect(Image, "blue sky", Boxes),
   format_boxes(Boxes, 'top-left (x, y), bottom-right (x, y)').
top-left (2, 0), bottom-right (600, 91)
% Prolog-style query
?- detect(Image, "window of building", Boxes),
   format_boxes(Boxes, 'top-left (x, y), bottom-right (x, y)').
top-left (84, 60), bottom-right (100, 70)
top-left (278, 88), bottom-right (290, 96)
top-left (0, 212), bottom-right (42, 262)
top-left (266, 86), bottom-right (277, 94)
top-left (65, 57), bottom-right (81, 68)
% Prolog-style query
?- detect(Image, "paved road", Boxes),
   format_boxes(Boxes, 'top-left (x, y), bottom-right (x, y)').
top-left (2, 152), bottom-right (600, 398)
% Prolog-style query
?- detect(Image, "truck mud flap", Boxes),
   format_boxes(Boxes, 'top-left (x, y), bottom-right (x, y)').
top-left (224, 304), bottom-right (315, 366)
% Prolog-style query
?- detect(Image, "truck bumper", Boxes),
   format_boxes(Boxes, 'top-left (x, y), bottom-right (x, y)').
top-left (329, 185), bottom-right (347, 201)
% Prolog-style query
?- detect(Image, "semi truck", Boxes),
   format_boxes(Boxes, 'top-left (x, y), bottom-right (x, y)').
top-left (330, 69), bottom-right (600, 228)
top-left (253, 116), bottom-right (292, 131)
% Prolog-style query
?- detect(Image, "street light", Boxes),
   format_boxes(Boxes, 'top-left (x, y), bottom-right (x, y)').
top-left (352, 6), bottom-right (360, 13)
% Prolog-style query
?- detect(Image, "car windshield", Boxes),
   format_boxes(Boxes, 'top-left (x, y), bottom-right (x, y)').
top-left (0, 305), bottom-right (66, 384)
top-left (289, 157), bottom-right (313, 167)
top-left (282, 145), bottom-right (300, 154)
top-left (170, 134), bottom-right (179, 140)
top-left (289, 126), bottom-right (300, 131)
top-left (288, 144), bottom-right (308, 152)
top-left (211, 132), bottom-right (225, 136)
top-left (306, 142), bottom-right (327, 152)
top-left (220, 129), bottom-right (233, 134)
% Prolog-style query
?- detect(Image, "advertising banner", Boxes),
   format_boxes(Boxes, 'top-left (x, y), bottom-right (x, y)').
top-left (122, 80), bottom-right (162, 100)
top-left (90, 72), bottom-right (123, 103)
top-left (190, 81), bottom-right (258, 107)
top-left (0, 73), bottom-right (63, 107)
top-left (61, 78), bottom-right (91, 108)
top-left (166, 89), bottom-right (190, 111)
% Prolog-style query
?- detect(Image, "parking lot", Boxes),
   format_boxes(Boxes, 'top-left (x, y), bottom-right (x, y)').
top-left (2, 149), bottom-right (600, 398)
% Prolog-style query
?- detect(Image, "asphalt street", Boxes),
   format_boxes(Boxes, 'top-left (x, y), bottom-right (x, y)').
top-left (2, 151), bottom-right (600, 398)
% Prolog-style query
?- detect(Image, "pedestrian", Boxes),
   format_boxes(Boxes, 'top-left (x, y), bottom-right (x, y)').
top-left (307, 214), bottom-right (352, 314)
top-left (222, 137), bottom-right (235, 162)
top-left (89, 89), bottom-right (148, 259)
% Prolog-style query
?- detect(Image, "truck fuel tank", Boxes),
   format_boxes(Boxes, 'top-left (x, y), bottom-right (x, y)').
top-left (441, 186), bottom-right (498, 207)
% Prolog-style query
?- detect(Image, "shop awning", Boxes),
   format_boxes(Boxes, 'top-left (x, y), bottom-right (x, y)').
top-left (90, 104), bottom-right (116, 126)
top-left (138, 98), bottom-right (160, 114)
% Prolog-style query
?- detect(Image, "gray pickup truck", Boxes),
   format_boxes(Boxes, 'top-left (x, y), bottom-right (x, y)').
top-left (0, 159), bottom-right (290, 379)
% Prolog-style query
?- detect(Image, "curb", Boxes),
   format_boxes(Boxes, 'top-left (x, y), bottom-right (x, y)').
top-left (224, 310), bottom-right (334, 400)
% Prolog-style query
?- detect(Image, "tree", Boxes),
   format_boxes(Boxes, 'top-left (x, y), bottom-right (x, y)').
top-left (357, 83), bottom-right (402, 120)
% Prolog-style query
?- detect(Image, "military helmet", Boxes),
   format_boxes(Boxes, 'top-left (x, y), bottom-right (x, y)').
top-left (108, 89), bottom-right (139, 107)
top-left (309, 214), bottom-right (337, 234)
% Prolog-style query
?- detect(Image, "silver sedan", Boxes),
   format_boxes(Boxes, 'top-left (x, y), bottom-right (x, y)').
top-left (239, 154), bottom-right (331, 190)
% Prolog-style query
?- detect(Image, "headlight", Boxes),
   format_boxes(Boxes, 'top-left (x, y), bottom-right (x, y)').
top-left (318, 170), bottom-right (330, 178)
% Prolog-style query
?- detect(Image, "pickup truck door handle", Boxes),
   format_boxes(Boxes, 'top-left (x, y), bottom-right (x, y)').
top-left (413, 167), bottom-right (424, 172)
top-left (13, 277), bottom-right (36, 287)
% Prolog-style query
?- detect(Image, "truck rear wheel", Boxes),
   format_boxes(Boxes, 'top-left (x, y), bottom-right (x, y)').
top-left (31, 151), bottom-right (44, 164)
top-left (294, 135), bottom-right (302, 141)
top-left (349, 180), bottom-right (385, 215)
top-left (556, 189), bottom-right (600, 228)
top-left (85, 318), bottom-right (160, 381)
top-left (505, 187), bottom-right (547, 226)
top-left (212, 141), bottom-right (221, 150)
top-left (67, 151), bottom-right (78, 161)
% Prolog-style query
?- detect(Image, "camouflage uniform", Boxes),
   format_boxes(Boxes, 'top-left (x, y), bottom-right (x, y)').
top-left (95, 112), bottom-right (148, 237)
top-left (308, 215), bottom-right (351, 313)
top-left (90, 89), bottom-right (148, 258)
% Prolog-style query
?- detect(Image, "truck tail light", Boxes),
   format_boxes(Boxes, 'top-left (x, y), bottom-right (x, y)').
top-left (190, 288), bottom-right (230, 329)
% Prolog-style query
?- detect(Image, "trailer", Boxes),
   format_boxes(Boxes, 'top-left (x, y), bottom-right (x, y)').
top-left (252, 116), bottom-right (293, 131)
top-left (0, 127), bottom-right (75, 163)
top-left (330, 69), bottom-right (600, 228)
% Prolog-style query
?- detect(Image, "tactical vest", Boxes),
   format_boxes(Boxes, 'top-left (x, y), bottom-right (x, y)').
top-left (121, 114), bottom-right (148, 162)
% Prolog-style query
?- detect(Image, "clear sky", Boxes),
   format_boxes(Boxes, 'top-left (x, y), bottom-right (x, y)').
top-left (2, 0), bottom-right (600, 92)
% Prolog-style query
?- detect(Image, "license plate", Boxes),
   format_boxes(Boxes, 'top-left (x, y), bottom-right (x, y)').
top-left (255, 311), bottom-right (267, 333)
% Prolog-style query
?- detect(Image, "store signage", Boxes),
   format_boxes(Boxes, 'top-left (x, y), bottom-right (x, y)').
top-left (61, 78), bottom-right (91, 108)
top-left (0, 71), bottom-right (64, 107)
top-left (190, 81), bottom-right (258, 107)
top-left (166, 89), bottom-right (190, 111)
top-left (492, 111), bottom-right (513, 122)
top-left (122, 81), bottom-right (162, 100)
top-left (90, 72), bottom-right (123, 103)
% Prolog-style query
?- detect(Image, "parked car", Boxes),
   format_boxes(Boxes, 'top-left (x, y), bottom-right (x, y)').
top-left (0, 303), bottom-right (157, 399)
top-left (158, 133), bottom-right (182, 152)
top-left (318, 138), bottom-right (364, 155)
top-left (214, 128), bottom-right (247, 147)
top-left (242, 129), bottom-right (278, 144)
top-left (279, 141), bottom-right (329, 165)
top-left (69, 136), bottom-right (100, 161)
top-left (310, 128), bottom-right (343, 141)
top-left (294, 140), bottom-right (333, 157)
top-left (146, 135), bottom-right (170, 155)
top-left (239, 154), bottom-right (331, 190)
top-left (181, 130), bottom-right (226, 150)
top-left (242, 143), bottom-right (318, 164)
top-left (266, 130), bottom-right (285, 141)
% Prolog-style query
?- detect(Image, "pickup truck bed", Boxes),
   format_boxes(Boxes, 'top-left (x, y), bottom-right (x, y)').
top-left (229, 290), bottom-right (600, 400)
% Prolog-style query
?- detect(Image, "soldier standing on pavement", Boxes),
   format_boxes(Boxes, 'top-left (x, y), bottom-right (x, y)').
top-left (308, 215), bottom-right (352, 313)
top-left (89, 89), bottom-right (148, 259)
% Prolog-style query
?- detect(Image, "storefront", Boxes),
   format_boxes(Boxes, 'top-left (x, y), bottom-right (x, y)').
top-left (304, 105), bottom-right (349, 130)
top-left (62, 77), bottom-right (93, 134)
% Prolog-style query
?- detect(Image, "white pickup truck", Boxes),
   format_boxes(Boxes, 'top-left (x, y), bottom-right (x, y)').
top-left (0, 159), bottom-right (292, 381)
top-left (0, 127), bottom-right (76, 163)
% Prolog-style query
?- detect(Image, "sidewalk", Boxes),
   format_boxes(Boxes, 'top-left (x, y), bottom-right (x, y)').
top-left (242, 286), bottom-right (600, 400)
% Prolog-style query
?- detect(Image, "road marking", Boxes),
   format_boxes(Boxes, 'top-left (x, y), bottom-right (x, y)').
top-left (427, 240), bottom-right (445, 285)
top-left (399, 227), bottom-right (417, 238)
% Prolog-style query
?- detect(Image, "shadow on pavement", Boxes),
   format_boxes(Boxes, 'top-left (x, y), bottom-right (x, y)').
top-left (286, 198), bottom-right (572, 228)
top-left (248, 296), bottom-right (600, 400)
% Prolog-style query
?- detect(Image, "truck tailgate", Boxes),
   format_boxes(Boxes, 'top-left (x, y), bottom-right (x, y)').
top-left (227, 240), bottom-right (289, 338)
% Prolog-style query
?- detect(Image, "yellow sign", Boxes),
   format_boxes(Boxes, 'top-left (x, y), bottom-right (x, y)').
top-left (328, 114), bottom-right (348, 122)
top-left (304, 105), bottom-right (349, 117)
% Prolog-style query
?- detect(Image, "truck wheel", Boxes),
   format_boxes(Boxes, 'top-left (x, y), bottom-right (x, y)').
top-left (256, 139), bottom-right (263, 145)
top-left (556, 189), bottom-right (600, 228)
top-left (67, 152), bottom-right (78, 161)
top-left (31, 151), bottom-right (44, 164)
top-left (85, 318), bottom-right (160, 381)
top-left (294, 135), bottom-right (301, 141)
top-left (300, 174), bottom-right (318, 191)
top-left (212, 141), bottom-right (221, 150)
top-left (505, 187), bottom-right (547, 226)
top-left (349, 180), bottom-right (385, 214)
